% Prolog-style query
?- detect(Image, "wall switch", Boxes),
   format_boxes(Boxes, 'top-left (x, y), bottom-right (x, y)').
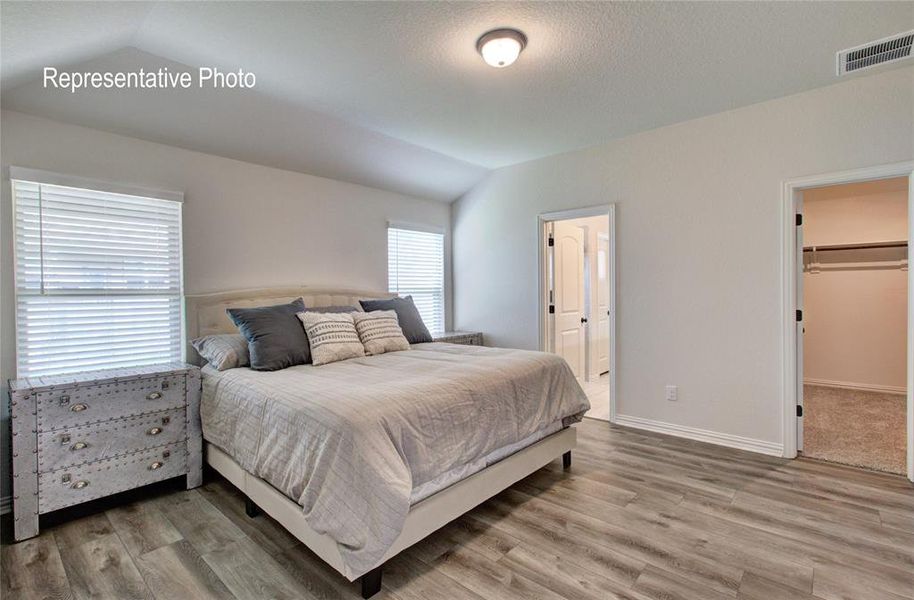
top-left (665, 385), bottom-right (678, 402)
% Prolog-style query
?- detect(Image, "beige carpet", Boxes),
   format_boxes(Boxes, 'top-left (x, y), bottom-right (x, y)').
top-left (803, 384), bottom-right (907, 475)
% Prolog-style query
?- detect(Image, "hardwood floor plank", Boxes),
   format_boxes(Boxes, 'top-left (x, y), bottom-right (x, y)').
top-left (497, 542), bottom-right (652, 600)
top-left (106, 501), bottom-right (183, 558)
top-left (632, 565), bottom-right (734, 600)
top-left (134, 539), bottom-right (235, 600)
top-left (405, 514), bottom-right (520, 563)
top-left (202, 536), bottom-right (327, 600)
top-left (484, 488), bottom-right (744, 596)
top-left (737, 572), bottom-right (823, 600)
top-left (154, 489), bottom-right (246, 555)
top-left (1, 535), bottom-right (75, 600)
top-left (383, 551), bottom-right (485, 600)
top-left (812, 563), bottom-right (913, 600)
top-left (274, 542), bottom-right (401, 600)
top-left (57, 532), bottom-right (154, 600)
top-left (421, 544), bottom-right (567, 600)
top-left (49, 512), bottom-right (116, 552)
top-left (675, 497), bottom-right (914, 599)
top-left (880, 508), bottom-right (914, 533)
top-left (197, 479), bottom-right (301, 557)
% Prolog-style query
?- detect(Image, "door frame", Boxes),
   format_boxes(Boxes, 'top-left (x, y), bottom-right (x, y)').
top-left (538, 204), bottom-right (617, 421)
top-left (780, 161), bottom-right (914, 481)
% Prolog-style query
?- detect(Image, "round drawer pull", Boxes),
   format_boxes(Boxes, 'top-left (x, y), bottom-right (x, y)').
top-left (146, 391), bottom-right (163, 400)
top-left (70, 403), bottom-right (88, 412)
top-left (70, 442), bottom-right (88, 451)
top-left (147, 427), bottom-right (163, 436)
top-left (149, 461), bottom-right (164, 470)
top-left (72, 480), bottom-right (89, 489)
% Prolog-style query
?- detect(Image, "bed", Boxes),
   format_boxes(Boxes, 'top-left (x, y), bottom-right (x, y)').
top-left (185, 286), bottom-right (589, 597)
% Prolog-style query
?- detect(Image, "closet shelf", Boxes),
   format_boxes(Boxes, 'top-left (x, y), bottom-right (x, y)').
top-left (802, 240), bottom-right (907, 252)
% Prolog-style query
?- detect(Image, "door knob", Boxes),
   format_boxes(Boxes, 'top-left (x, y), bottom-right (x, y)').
top-left (581, 317), bottom-right (588, 324)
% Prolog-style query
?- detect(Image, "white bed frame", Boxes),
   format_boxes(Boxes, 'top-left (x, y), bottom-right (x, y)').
top-left (185, 286), bottom-right (577, 597)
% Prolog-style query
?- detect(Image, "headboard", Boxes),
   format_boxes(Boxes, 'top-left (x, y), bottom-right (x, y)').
top-left (184, 286), bottom-right (396, 365)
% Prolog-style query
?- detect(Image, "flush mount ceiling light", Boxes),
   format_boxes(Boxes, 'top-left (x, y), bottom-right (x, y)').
top-left (476, 28), bottom-right (527, 68)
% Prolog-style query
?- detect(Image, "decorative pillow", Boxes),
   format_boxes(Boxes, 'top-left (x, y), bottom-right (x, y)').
top-left (358, 296), bottom-right (433, 344)
top-left (191, 334), bottom-right (250, 371)
top-left (296, 312), bottom-right (365, 366)
top-left (353, 310), bottom-right (410, 356)
top-left (226, 298), bottom-right (309, 371)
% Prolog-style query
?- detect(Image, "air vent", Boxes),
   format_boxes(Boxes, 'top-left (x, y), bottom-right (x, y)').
top-left (837, 30), bottom-right (914, 75)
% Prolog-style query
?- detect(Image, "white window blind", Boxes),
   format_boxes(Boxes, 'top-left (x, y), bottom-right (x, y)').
top-left (388, 226), bottom-right (445, 335)
top-left (13, 179), bottom-right (183, 377)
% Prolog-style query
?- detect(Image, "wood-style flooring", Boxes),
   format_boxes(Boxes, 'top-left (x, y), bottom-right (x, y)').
top-left (3, 418), bottom-right (913, 600)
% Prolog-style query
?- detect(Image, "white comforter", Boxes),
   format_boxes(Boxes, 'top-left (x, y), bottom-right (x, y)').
top-left (201, 342), bottom-right (589, 578)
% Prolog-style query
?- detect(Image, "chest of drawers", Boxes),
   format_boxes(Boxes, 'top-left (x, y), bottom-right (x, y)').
top-left (9, 362), bottom-right (202, 541)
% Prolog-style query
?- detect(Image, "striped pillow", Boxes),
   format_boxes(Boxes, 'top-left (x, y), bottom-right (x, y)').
top-left (353, 310), bottom-right (410, 356)
top-left (296, 312), bottom-right (365, 366)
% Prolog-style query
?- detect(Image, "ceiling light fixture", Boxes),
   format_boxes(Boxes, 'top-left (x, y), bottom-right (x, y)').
top-left (476, 28), bottom-right (527, 68)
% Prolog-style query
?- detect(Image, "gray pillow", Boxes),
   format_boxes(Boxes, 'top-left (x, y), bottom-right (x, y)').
top-left (191, 334), bottom-right (250, 370)
top-left (227, 298), bottom-right (309, 371)
top-left (359, 296), bottom-right (432, 344)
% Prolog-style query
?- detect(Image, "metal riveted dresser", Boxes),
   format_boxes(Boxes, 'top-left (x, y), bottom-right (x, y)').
top-left (8, 361), bottom-right (202, 541)
top-left (432, 331), bottom-right (484, 346)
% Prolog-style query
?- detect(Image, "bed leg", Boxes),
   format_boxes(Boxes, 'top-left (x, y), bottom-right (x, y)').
top-left (361, 566), bottom-right (382, 598)
top-left (245, 497), bottom-right (260, 518)
top-left (563, 451), bottom-right (572, 470)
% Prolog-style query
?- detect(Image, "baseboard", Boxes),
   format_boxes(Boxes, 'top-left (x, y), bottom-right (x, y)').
top-left (0, 495), bottom-right (10, 515)
top-left (614, 414), bottom-right (784, 457)
top-left (804, 378), bottom-right (906, 395)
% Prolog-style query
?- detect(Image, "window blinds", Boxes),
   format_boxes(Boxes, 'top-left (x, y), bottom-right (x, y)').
top-left (13, 179), bottom-right (183, 377)
top-left (388, 226), bottom-right (445, 335)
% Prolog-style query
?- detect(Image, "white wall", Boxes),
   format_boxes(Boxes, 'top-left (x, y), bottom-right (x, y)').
top-left (453, 66), bottom-right (914, 449)
top-left (0, 109), bottom-right (451, 502)
top-left (803, 178), bottom-right (908, 391)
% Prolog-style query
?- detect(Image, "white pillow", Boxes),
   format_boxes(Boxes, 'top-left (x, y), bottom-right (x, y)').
top-left (191, 334), bottom-right (250, 370)
top-left (353, 310), bottom-right (410, 356)
top-left (296, 311), bottom-right (365, 366)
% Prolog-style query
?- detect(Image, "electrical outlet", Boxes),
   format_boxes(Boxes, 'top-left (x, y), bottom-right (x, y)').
top-left (665, 385), bottom-right (678, 402)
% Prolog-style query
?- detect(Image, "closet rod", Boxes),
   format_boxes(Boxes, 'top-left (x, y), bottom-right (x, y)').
top-left (802, 241), bottom-right (908, 252)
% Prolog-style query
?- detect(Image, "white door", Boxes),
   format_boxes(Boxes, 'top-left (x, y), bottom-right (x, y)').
top-left (796, 194), bottom-right (805, 452)
top-left (553, 221), bottom-right (586, 378)
top-left (597, 233), bottom-right (611, 375)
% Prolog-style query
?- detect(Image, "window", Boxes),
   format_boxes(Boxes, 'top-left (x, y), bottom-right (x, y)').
top-left (388, 225), bottom-right (445, 335)
top-left (12, 175), bottom-right (183, 377)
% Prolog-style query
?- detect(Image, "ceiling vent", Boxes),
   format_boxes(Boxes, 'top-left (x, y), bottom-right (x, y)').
top-left (837, 30), bottom-right (914, 75)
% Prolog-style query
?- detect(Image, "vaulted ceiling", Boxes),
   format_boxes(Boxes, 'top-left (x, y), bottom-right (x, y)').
top-left (2, 1), bottom-right (911, 201)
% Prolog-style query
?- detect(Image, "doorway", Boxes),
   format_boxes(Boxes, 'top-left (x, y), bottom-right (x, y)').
top-left (538, 206), bottom-right (615, 422)
top-left (801, 178), bottom-right (908, 473)
top-left (784, 162), bottom-right (914, 482)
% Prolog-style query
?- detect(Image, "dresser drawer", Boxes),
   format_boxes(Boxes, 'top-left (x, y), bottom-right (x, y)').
top-left (38, 443), bottom-right (186, 513)
top-left (37, 409), bottom-right (186, 473)
top-left (37, 374), bottom-right (186, 431)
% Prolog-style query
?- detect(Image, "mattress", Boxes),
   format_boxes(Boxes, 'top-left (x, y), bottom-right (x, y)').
top-left (201, 342), bottom-right (589, 578)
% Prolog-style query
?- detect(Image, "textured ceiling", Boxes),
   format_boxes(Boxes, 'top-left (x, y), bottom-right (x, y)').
top-left (2, 1), bottom-right (912, 201)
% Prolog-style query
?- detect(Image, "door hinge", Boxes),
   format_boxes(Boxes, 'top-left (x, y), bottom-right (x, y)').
top-left (796, 309), bottom-right (802, 322)
top-left (548, 305), bottom-right (555, 314)
top-left (796, 214), bottom-right (803, 226)
top-left (796, 405), bottom-right (803, 417)
top-left (547, 235), bottom-right (554, 247)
